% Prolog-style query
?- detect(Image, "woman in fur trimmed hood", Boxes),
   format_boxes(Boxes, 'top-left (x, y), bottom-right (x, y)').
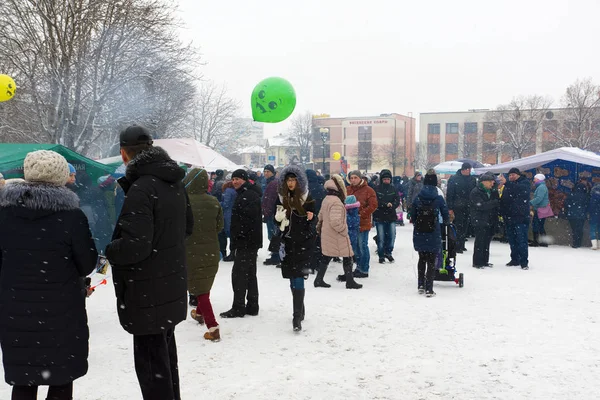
top-left (0, 150), bottom-right (98, 398)
top-left (274, 164), bottom-right (316, 332)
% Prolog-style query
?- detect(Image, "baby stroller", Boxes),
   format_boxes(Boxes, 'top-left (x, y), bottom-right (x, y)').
top-left (434, 223), bottom-right (464, 287)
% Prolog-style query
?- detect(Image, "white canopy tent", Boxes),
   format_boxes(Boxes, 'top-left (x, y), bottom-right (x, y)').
top-left (434, 160), bottom-right (477, 175)
top-left (473, 147), bottom-right (600, 174)
top-left (97, 138), bottom-right (244, 172)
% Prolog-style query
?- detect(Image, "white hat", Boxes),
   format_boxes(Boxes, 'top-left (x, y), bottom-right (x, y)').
top-left (534, 173), bottom-right (546, 181)
top-left (23, 150), bottom-right (70, 186)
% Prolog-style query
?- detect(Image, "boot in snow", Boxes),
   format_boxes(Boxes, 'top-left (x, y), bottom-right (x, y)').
top-left (204, 326), bottom-right (220, 342)
top-left (592, 240), bottom-right (599, 250)
top-left (292, 288), bottom-right (305, 331)
top-left (343, 259), bottom-right (362, 289)
top-left (313, 263), bottom-right (331, 288)
top-left (190, 309), bottom-right (205, 325)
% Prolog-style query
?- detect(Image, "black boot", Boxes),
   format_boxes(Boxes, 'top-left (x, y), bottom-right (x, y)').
top-left (292, 288), bottom-right (305, 331)
top-left (314, 264), bottom-right (331, 288)
top-left (343, 258), bottom-right (362, 289)
top-left (530, 233), bottom-right (540, 247)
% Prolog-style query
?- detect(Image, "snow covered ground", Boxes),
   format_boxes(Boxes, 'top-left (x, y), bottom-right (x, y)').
top-left (2, 225), bottom-right (599, 400)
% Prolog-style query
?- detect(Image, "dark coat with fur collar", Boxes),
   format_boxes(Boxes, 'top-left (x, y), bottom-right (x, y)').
top-left (105, 147), bottom-right (193, 335)
top-left (0, 183), bottom-right (98, 386)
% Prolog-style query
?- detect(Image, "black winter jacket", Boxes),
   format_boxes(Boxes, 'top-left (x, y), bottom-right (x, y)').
top-left (306, 170), bottom-right (326, 216)
top-left (278, 193), bottom-right (316, 279)
top-left (0, 183), bottom-right (98, 386)
top-left (469, 185), bottom-right (500, 230)
top-left (231, 182), bottom-right (263, 250)
top-left (499, 175), bottom-right (531, 225)
top-left (373, 183), bottom-right (400, 222)
top-left (106, 147), bottom-right (193, 336)
top-left (447, 171), bottom-right (477, 210)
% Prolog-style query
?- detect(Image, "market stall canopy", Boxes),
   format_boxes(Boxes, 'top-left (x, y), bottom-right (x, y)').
top-left (474, 147), bottom-right (600, 174)
top-left (0, 143), bottom-right (115, 182)
top-left (434, 160), bottom-right (477, 175)
top-left (153, 138), bottom-right (243, 171)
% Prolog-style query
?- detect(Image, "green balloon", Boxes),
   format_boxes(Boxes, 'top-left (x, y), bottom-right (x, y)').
top-left (251, 77), bottom-right (296, 123)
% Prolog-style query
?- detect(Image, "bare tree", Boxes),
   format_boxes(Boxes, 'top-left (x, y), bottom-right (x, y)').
top-left (285, 111), bottom-right (314, 163)
top-left (486, 95), bottom-right (553, 159)
top-left (378, 141), bottom-right (405, 176)
top-left (188, 82), bottom-right (241, 153)
top-left (414, 142), bottom-right (434, 172)
top-left (547, 78), bottom-right (600, 151)
top-left (0, 0), bottom-right (199, 157)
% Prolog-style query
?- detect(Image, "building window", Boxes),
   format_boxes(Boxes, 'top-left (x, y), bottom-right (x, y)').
top-left (427, 123), bottom-right (440, 134)
top-left (446, 143), bottom-right (458, 154)
top-left (358, 126), bottom-right (372, 141)
top-left (543, 120), bottom-right (558, 132)
top-left (483, 122), bottom-right (497, 133)
top-left (524, 120), bottom-right (537, 134)
top-left (357, 141), bottom-right (372, 171)
top-left (464, 122), bottom-right (478, 134)
top-left (464, 143), bottom-right (477, 158)
top-left (446, 123), bottom-right (459, 134)
top-left (483, 142), bottom-right (496, 153)
top-left (427, 143), bottom-right (440, 155)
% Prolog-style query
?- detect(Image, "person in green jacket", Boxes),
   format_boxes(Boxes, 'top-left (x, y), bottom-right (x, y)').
top-left (183, 168), bottom-right (224, 341)
top-left (530, 173), bottom-right (550, 247)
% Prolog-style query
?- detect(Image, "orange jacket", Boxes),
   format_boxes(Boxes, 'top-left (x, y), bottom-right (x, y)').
top-left (347, 178), bottom-right (378, 232)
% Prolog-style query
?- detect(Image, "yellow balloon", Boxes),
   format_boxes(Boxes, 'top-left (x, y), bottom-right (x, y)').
top-left (333, 152), bottom-right (341, 161)
top-left (0, 74), bottom-right (16, 102)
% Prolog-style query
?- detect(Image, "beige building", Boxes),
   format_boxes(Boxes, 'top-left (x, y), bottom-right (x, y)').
top-left (237, 145), bottom-right (266, 169)
top-left (420, 109), bottom-right (565, 166)
top-left (265, 135), bottom-right (300, 168)
top-left (312, 113), bottom-right (416, 176)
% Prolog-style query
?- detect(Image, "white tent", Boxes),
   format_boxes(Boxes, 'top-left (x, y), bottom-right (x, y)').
top-left (434, 160), bottom-right (477, 175)
top-left (474, 147), bottom-right (600, 174)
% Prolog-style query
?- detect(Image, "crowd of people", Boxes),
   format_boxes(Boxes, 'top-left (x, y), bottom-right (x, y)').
top-left (1, 126), bottom-right (600, 399)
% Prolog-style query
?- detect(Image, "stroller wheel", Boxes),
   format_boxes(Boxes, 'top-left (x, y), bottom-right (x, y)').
top-left (458, 273), bottom-right (464, 288)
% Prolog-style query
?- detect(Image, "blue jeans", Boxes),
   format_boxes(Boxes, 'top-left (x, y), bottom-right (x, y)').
top-left (532, 214), bottom-right (546, 235)
top-left (375, 222), bottom-right (396, 256)
top-left (290, 277), bottom-right (305, 289)
top-left (590, 222), bottom-right (599, 240)
top-left (506, 222), bottom-right (529, 266)
top-left (356, 230), bottom-right (371, 273)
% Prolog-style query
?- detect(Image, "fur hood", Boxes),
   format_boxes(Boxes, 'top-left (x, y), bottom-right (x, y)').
top-left (278, 164), bottom-right (308, 197)
top-left (0, 182), bottom-right (79, 212)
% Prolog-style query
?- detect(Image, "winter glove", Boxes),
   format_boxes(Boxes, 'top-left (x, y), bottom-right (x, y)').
top-left (275, 205), bottom-right (289, 231)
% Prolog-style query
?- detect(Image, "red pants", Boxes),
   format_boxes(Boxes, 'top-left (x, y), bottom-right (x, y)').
top-left (195, 292), bottom-right (218, 328)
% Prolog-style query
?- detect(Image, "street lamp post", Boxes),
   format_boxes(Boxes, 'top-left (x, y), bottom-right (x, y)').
top-left (320, 127), bottom-right (329, 175)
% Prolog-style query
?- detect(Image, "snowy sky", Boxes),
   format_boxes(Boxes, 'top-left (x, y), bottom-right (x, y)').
top-left (176, 0), bottom-right (600, 138)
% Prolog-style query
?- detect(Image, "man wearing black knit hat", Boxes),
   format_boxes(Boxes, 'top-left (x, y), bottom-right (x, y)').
top-left (498, 168), bottom-right (531, 269)
top-left (221, 169), bottom-right (263, 318)
top-left (446, 162), bottom-right (477, 253)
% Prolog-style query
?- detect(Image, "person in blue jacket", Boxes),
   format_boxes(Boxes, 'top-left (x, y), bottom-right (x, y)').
top-left (530, 173), bottom-right (550, 247)
top-left (588, 183), bottom-right (600, 250)
top-left (411, 169), bottom-right (449, 297)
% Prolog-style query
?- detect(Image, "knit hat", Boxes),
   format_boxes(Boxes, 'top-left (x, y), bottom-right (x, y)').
top-left (119, 125), bottom-right (153, 147)
top-left (423, 169), bottom-right (438, 186)
top-left (215, 169), bottom-right (224, 179)
top-left (345, 194), bottom-right (357, 204)
top-left (68, 163), bottom-right (76, 175)
top-left (534, 173), bottom-right (546, 181)
top-left (231, 169), bottom-right (248, 181)
top-left (348, 170), bottom-right (362, 179)
top-left (263, 164), bottom-right (276, 175)
top-left (380, 169), bottom-right (392, 180)
top-left (23, 150), bottom-right (69, 186)
top-left (461, 162), bottom-right (472, 170)
top-left (479, 172), bottom-right (496, 182)
top-left (508, 168), bottom-right (521, 175)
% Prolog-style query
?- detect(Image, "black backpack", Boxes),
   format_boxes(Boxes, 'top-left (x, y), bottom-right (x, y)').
top-left (415, 198), bottom-right (437, 233)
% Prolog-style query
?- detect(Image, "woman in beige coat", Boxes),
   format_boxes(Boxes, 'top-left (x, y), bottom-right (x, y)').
top-left (317, 175), bottom-right (363, 289)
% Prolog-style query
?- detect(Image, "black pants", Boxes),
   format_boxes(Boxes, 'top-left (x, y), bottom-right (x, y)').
top-left (232, 248), bottom-right (259, 311)
top-left (12, 383), bottom-right (73, 400)
top-left (133, 328), bottom-right (180, 400)
top-left (473, 225), bottom-right (494, 266)
top-left (417, 252), bottom-right (437, 292)
top-left (453, 208), bottom-right (469, 249)
top-left (569, 219), bottom-right (585, 248)
top-left (218, 230), bottom-right (228, 257)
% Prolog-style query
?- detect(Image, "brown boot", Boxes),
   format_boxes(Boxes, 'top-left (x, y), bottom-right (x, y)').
top-left (204, 326), bottom-right (220, 341)
top-left (190, 309), bottom-right (205, 325)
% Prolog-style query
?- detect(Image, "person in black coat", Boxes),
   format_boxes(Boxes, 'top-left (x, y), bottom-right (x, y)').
top-left (0, 150), bottom-right (97, 400)
top-left (470, 173), bottom-right (500, 268)
top-left (306, 168), bottom-right (327, 274)
top-left (275, 166), bottom-right (316, 331)
top-left (373, 169), bottom-right (400, 263)
top-left (564, 183), bottom-right (590, 248)
top-left (220, 169), bottom-right (263, 318)
top-left (498, 168), bottom-right (532, 269)
top-left (105, 126), bottom-right (193, 400)
top-left (446, 163), bottom-right (477, 253)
